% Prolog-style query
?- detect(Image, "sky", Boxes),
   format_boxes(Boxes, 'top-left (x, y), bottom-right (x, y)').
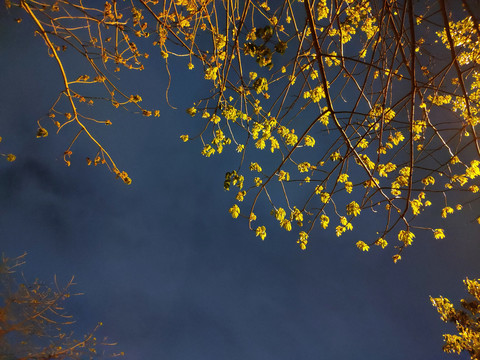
top-left (1, 5), bottom-right (479, 360)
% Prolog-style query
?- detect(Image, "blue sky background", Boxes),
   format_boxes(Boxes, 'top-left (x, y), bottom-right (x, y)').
top-left (1, 6), bottom-right (479, 360)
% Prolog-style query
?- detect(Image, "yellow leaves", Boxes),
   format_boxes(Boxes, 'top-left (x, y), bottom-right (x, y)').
top-left (280, 219), bottom-right (292, 231)
top-left (441, 207), bottom-right (454, 218)
top-left (330, 152), bottom-right (342, 161)
top-left (344, 181), bottom-right (353, 193)
top-left (409, 192), bottom-right (427, 216)
top-left (274, 207), bottom-right (286, 221)
top-left (398, 230), bottom-right (415, 246)
top-left (283, 129), bottom-right (298, 146)
top-left (433, 229), bottom-right (445, 239)
top-left (278, 170), bottom-right (290, 182)
top-left (410, 199), bottom-right (423, 216)
top-left (451, 174), bottom-right (468, 186)
top-left (297, 162), bottom-right (312, 173)
top-left (320, 192), bottom-right (330, 204)
top-left (36, 127), bottom-right (48, 138)
top-left (357, 138), bottom-right (369, 149)
top-left (412, 120), bottom-right (427, 135)
top-left (214, 32), bottom-right (226, 50)
top-left (204, 66), bottom-right (218, 80)
top-left (324, 52), bottom-right (340, 67)
top-left (431, 295), bottom-right (456, 322)
top-left (336, 217), bottom-right (353, 237)
top-left (340, 216), bottom-right (353, 228)
top-left (253, 77), bottom-right (268, 94)
top-left (250, 162), bottom-right (262, 172)
top-left (464, 278), bottom-right (480, 299)
top-left (319, 108), bottom-right (330, 126)
top-left (212, 129), bottom-right (229, 154)
top-left (428, 94), bottom-right (452, 106)
top-left (129, 94), bottom-right (142, 103)
top-left (272, 206), bottom-right (301, 230)
top-left (437, 16), bottom-right (478, 65)
top-left (346, 201), bottom-right (361, 217)
top-left (255, 139), bottom-right (266, 150)
top-left (399, 166), bottom-right (412, 177)
top-left (361, 16), bottom-right (378, 40)
top-left (236, 191), bottom-right (246, 202)
top-left (6, 154), bottom-right (16, 162)
top-left (422, 176), bottom-right (435, 186)
top-left (316, 0), bottom-right (329, 20)
top-left (186, 107), bottom-right (197, 116)
top-left (224, 171), bottom-right (244, 191)
top-left (338, 173), bottom-right (349, 183)
top-left (388, 131), bottom-right (405, 145)
top-left (368, 104), bottom-right (395, 123)
top-left (209, 114), bottom-right (221, 124)
top-left (356, 241), bottom-right (369, 252)
top-left (304, 85), bottom-right (326, 103)
top-left (377, 163), bottom-right (396, 177)
top-left (435, 290), bottom-right (480, 357)
top-left (304, 135), bottom-right (315, 147)
top-left (291, 207), bottom-right (303, 225)
top-left (255, 226), bottom-right (266, 240)
top-left (254, 177), bottom-right (263, 187)
top-left (115, 170), bottom-right (132, 185)
top-left (364, 178), bottom-right (379, 188)
top-left (358, 154), bottom-right (375, 169)
top-left (229, 204), bottom-right (240, 219)
top-left (390, 178), bottom-right (402, 196)
top-left (392, 254), bottom-right (401, 263)
top-left (320, 214), bottom-right (329, 229)
top-left (297, 231), bottom-right (309, 250)
top-left (180, 135), bottom-right (189, 142)
top-left (466, 160), bottom-right (480, 179)
top-left (336, 225), bottom-right (346, 237)
top-left (374, 238), bottom-right (388, 249)
top-left (222, 105), bottom-right (240, 121)
top-left (270, 136), bottom-right (280, 153)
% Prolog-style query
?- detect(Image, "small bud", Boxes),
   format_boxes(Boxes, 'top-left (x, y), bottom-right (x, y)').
top-left (36, 127), bottom-right (48, 138)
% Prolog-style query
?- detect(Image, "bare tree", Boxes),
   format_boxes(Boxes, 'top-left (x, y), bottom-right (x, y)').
top-left (0, 253), bottom-right (122, 360)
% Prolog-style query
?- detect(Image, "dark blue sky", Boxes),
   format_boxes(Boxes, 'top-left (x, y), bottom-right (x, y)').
top-left (1, 7), bottom-right (479, 360)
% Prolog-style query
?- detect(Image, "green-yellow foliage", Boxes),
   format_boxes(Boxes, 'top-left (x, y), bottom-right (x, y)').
top-left (431, 278), bottom-right (480, 360)
top-left (7, 0), bottom-right (480, 259)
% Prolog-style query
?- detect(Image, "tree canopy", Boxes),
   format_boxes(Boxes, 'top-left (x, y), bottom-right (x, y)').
top-left (2, 0), bottom-right (480, 358)
top-left (5, 0), bottom-right (480, 259)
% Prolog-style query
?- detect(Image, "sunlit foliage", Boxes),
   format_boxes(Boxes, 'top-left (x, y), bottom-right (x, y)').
top-left (5, 0), bottom-right (480, 258)
top-left (431, 278), bottom-right (480, 360)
